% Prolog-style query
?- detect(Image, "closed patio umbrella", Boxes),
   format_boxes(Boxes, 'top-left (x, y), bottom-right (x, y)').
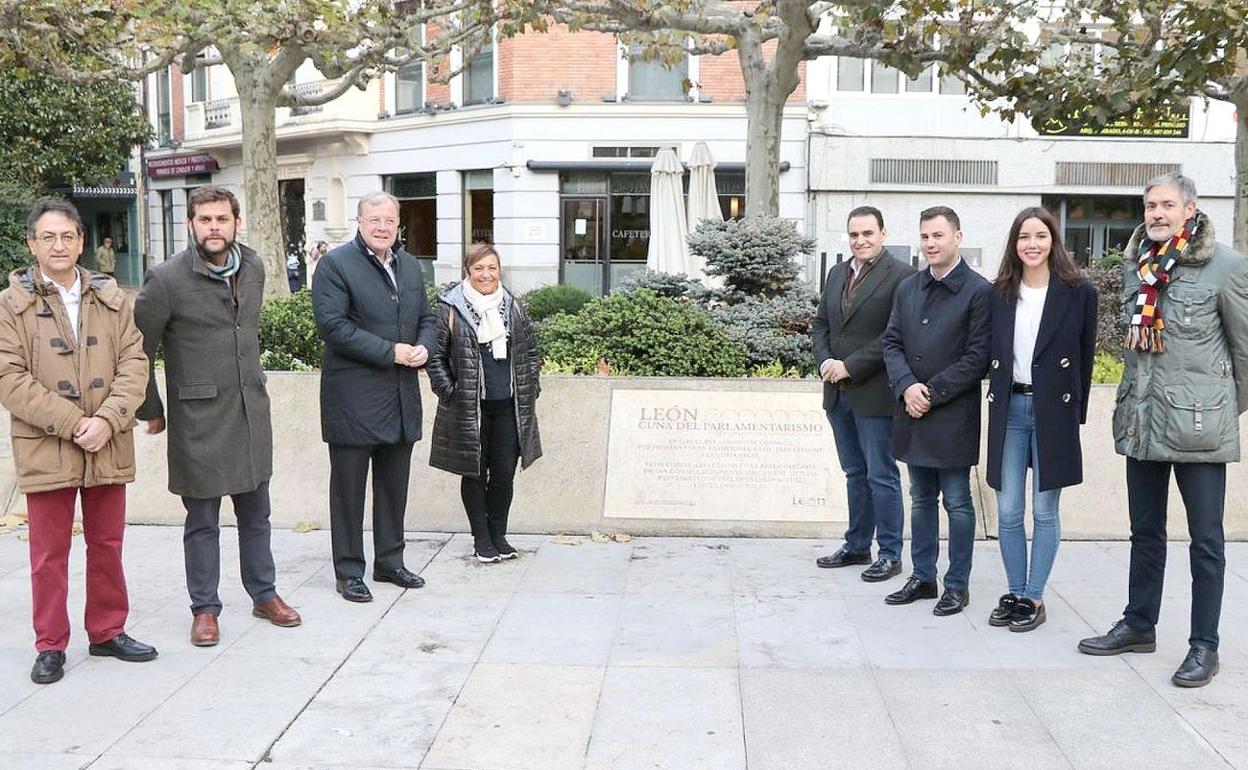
top-left (685, 141), bottom-right (723, 283)
top-left (646, 146), bottom-right (691, 274)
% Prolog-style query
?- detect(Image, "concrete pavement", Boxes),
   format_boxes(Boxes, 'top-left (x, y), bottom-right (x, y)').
top-left (1, 527), bottom-right (1247, 769)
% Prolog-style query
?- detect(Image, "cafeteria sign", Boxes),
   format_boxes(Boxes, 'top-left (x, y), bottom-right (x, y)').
top-left (147, 153), bottom-right (220, 179)
top-left (1036, 104), bottom-right (1189, 138)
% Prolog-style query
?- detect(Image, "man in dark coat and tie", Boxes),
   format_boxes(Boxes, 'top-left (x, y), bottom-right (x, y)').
top-left (882, 206), bottom-right (993, 616)
top-left (811, 206), bottom-right (913, 583)
top-left (312, 191), bottom-right (438, 602)
top-left (136, 186), bottom-right (301, 647)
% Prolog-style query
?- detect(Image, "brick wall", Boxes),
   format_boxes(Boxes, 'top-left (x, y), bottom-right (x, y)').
top-left (499, 25), bottom-right (618, 103)
top-left (698, 48), bottom-right (806, 103)
top-left (171, 66), bottom-right (185, 141)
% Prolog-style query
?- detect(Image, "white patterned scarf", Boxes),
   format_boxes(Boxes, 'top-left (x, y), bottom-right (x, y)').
top-left (461, 281), bottom-right (509, 360)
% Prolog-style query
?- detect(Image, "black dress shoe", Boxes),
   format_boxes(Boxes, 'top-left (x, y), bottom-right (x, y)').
top-left (335, 577), bottom-right (374, 603)
top-left (989, 594), bottom-right (1018, 627)
top-left (933, 589), bottom-right (969, 616)
top-left (1009, 599), bottom-right (1046, 632)
top-left (374, 566), bottom-right (426, 589)
top-left (861, 557), bottom-right (902, 583)
top-left (816, 545), bottom-right (872, 569)
top-left (31, 650), bottom-right (65, 684)
top-left (1172, 646), bottom-right (1219, 688)
top-left (1078, 620), bottom-right (1156, 656)
top-left (884, 576), bottom-right (939, 605)
top-left (88, 633), bottom-right (158, 662)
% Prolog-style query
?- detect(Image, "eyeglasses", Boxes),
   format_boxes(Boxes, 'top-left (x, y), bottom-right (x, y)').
top-left (362, 217), bottom-right (398, 228)
top-left (34, 232), bottom-right (81, 246)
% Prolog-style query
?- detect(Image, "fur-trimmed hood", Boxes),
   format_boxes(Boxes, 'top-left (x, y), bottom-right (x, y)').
top-left (1122, 209), bottom-right (1216, 266)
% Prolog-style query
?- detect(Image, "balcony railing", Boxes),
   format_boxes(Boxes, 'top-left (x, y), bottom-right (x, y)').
top-left (182, 80), bottom-right (379, 143)
top-left (204, 98), bottom-right (234, 128)
top-left (288, 81), bottom-right (327, 117)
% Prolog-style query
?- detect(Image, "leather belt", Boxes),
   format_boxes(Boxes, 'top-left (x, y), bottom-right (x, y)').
top-left (1010, 382), bottom-right (1033, 394)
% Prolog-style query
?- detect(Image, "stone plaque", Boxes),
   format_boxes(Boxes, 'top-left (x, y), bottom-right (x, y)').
top-left (604, 389), bottom-right (837, 521)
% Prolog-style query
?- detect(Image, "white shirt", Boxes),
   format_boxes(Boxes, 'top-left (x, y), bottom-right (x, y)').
top-left (373, 250), bottom-right (397, 290)
top-left (41, 269), bottom-right (82, 342)
top-left (1012, 282), bottom-right (1048, 385)
top-left (929, 257), bottom-right (963, 281)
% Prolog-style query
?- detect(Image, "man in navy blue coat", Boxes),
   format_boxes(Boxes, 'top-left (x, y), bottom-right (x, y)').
top-left (312, 192), bottom-right (438, 603)
top-left (881, 206), bottom-right (993, 616)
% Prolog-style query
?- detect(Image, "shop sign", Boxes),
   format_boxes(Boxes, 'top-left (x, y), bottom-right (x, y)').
top-left (147, 153), bottom-right (220, 178)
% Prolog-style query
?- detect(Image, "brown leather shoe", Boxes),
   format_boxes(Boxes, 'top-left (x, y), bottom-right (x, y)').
top-left (252, 595), bottom-right (302, 627)
top-left (191, 613), bottom-right (219, 647)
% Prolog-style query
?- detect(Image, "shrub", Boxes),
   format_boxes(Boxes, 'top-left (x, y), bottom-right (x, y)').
top-left (689, 215), bottom-right (814, 299)
top-left (259, 289), bottom-right (323, 370)
top-left (0, 177), bottom-right (35, 277)
top-left (427, 280), bottom-right (458, 308)
top-left (710, 289), bottom-right (818, 374)
top-left (521, 283), bottom-right (593, 321)
top-left (538, 289), bottom-right (747, 377)
top-left (1086, 265), bottom-right (1125, 356)
top-left (614, 269), bottom-right (707, 302)
top-left (1092, 351), bottom-right (1125, 384)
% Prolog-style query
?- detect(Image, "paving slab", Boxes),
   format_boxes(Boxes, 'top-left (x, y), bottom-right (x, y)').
top-left (267, 658), bottom-right (473, 768)
top-left (740, 667), bottom-right (907, 770)
top-left (610, 594), bottom-right (738, 667)
top-left (585, 666), bottom-right (745, 770)
top-left (420, 663), bottom-right (602, 770)
top-left (734, 594), bottom-right (867, 668)
top-left (0, 753), bottom-right (96, 770)
top-left (480, 593), bottom-right (622, 666)
top-left (517, 540), bottom-right (633, 595)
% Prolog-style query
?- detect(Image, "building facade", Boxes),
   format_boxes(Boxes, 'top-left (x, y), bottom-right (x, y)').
top-left (142, 26), bottom-right (808, 293)
top-left (803, 56), bottom-right (1236, 279)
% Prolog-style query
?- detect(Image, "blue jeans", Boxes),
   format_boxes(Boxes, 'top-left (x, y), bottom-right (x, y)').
top-left (826, 396), bottom-right (904, 560)
top-left (908, 465), bottom-right (976, 591)
top-left (995, 394), bottom-right (1062, 602)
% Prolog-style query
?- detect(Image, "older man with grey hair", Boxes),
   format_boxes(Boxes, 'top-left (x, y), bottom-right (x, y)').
top-left (312, 191), bottom-right (438, 602)
top-left (1078, 172), bottom-right (1248, 688)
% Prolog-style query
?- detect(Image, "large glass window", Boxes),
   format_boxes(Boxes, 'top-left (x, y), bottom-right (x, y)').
top-left (190, 63), bottom-right (208, 103)
top-left (463, 41), bottom-right (494, 105)
top-left (386, 173), bottom-right (438, 259)
top-left (156, 67), bottom-right (173, 145)
top-left (463, 170), bottom-right (494, 247)
top-left (836, 57), bottom-right (864, 91)
top-left (1043, 194), bottom-right (1143, 265)
top-left (939, 66), bottom-right (966, 94)
top-left (396, 61), bottom-right (424, 114)
top-left (871, 61), bottom-right (900, 93)
top-left (905, 65), bottom-right (934, 93)
top-left (627, 44), bottom-right (688, 102)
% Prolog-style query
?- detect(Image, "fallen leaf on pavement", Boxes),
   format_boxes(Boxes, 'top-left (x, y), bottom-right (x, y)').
top-left (611, 533), bottom-right (633, 543)
top-left (0, 512), bottom-right (28, 534)
top-left (71, 522), bottom-right (84, 536)
top-left (551, 534), bottom-right (583, 546)
top-left (293, 521), bottom-right (321, 533)
top-left (589, 530), bottom-right (611, 544)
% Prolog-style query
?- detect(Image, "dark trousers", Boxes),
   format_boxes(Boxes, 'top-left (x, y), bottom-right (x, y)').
top-left (26, 485), bottom-right (128, 651)
top-left (328, 442), bottom-right (413, 580)
top-left (907, 465), bottom-right (977, 591)
top-left (461, 399), bottom-right (520, 531)
top-left (181, 481), bottom-right (277, 616)
top-left (1123, 458), bottom-right (1226, 650)
top-left (826, 396), bottom-right (905, 560)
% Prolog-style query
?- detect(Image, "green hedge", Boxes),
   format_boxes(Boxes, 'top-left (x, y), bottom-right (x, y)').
top-left (538, 289), bottom-right (747, 377)
top-left (259, 289), bottom-right (322, 371)
top-left (521, 284), bottom-right (593, 322)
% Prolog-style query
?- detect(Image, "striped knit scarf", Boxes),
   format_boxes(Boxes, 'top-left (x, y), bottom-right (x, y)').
top-left (1127, 216), bottom-right (1198, 353)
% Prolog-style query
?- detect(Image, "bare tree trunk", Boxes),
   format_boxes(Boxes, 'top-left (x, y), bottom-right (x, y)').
top-left (742, 86), bottom-right (786, 218)
top-left (1235, 94), bottom-right (1248, 254)
top-left (236, 78), bottom-right (290, 299)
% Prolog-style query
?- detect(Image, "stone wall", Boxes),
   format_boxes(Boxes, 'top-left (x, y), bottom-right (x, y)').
top-left (2, 374), bottom-right (1245, 539)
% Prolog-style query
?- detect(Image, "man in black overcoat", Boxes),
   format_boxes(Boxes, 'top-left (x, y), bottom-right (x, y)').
top-left (312, 192), bottom-right (438, 602)
top-left (881, 206), bottom-right (992, 616)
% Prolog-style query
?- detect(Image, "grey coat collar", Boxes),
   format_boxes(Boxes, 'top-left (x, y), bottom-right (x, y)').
top-left (439, 281), bottom-right (513, 331)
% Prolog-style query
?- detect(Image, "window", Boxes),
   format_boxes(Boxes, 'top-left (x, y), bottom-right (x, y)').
top-left (159, 189), bottom-right (175, 261)
top-left (905, 65), bottom-right (933, 93)
top-left (156, 67), bottom-right (173, 145)
top-left (396, 61), bottom-right (424, 114)
top-left (463, 170), bottom-right (494, 247)
top-left (939, 66), bottom-right (966, 95)
top-left (386, 174), bottom-right (438, 259)
top-left (716, 173), bottom-right (746, 220)
top-left (871, 61), bottom-right (900, 93)
top-left (463, 41), bottom-right (494, 105)
top-left (627, 44), bottom-right (688, 102)
top-left (190, 63), bottom-right (208, 103)
top-left (836, 57), bottom-right (864, 91)
top-left (592, 145), bottom-right (669, 159)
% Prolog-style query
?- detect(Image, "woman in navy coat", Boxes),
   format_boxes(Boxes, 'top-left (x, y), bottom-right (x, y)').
top-left (985, 207), bottom-right (1097, 631)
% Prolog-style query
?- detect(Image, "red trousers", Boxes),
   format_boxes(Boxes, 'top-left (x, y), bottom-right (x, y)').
top-left (26, 484), bottom-right (129, 652)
